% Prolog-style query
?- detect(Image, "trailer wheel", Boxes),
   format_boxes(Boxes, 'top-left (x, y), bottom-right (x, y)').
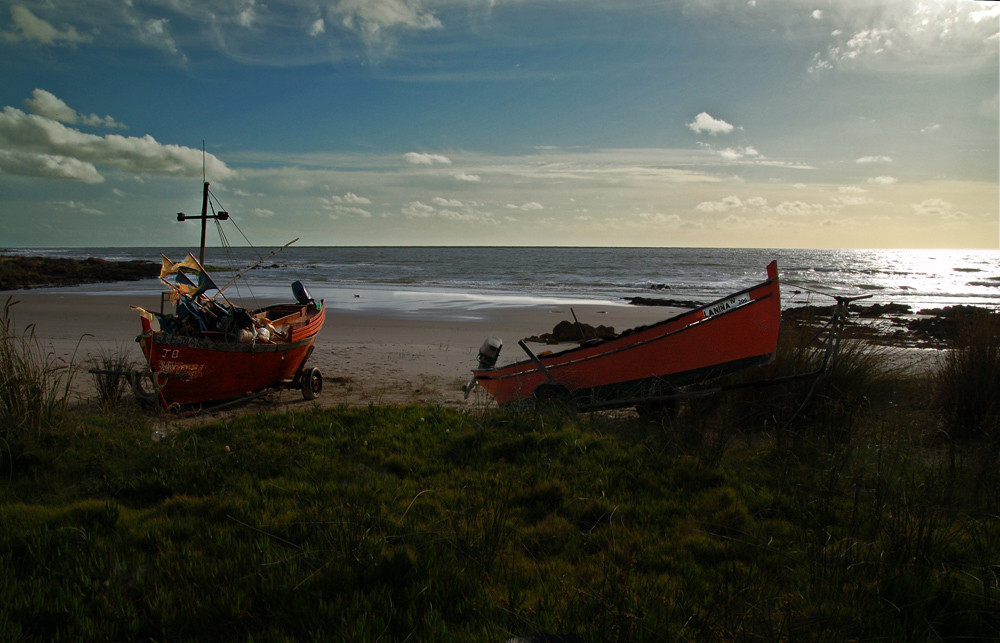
top-left (128, 371), bottom-right (161, 408)
top-left (301, 367), bottom-right (323, 400)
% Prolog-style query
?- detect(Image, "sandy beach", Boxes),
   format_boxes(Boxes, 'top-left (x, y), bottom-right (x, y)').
top-left (4, 288), bottom-right (679, 413)
top-left (4, 278), bottom-right (951, 423)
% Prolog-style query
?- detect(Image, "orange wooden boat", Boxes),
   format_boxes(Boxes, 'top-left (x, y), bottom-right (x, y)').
top-left (136, 294), bottom-right (325, 407)
top-left (466, 261), bottom-right (781, 411)
top-left (130, 182), bottom-right (325, 408)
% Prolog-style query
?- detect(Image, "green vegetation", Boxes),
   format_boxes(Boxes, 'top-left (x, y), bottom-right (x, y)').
top-left (0, 298), bottom-right (76, 441)
top-left (1, 311), bottom-right (999, 640)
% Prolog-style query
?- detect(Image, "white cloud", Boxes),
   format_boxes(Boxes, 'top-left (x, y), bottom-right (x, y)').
top-left (432, 197), bottom-right (464, 207)
top-left (24, 89), bottom-right (125, 129)
top-left (329, 0), bottom-right (442, 53)
top-left (0, 5), bottom-right (92, 45)
top-left (0, 96), bottom-right (234, 182)
top-left (912, 198), bottom-right (968, 220)
top-left (832, 194), bottom-right (872, 207)
top-left (329, 205), bottom-right (372, 218)
top-left (309, 18), bottom-right (326, 37)
top-left (809, 2), bottom-right (1000, 74)
top-left (867, 175), bottom-right (897, 185)
top-left (321, 192), bottom-right (372, 217)
top-left (637, 212), bottom-right (683, 227)
top-left (327, 192), bottom-right (371, 204)
top-left (505, 202), bottom-right (544, 211)
top-left (401, 201), bottom-right (436, 217)
top-left (696, 195), bottom-right (751, 212)
top-left (921, 123), bottom-right (942, 134)
top-left (134, 16), bottom-right (181, 58)
top-left (775, 200), bottom-right (834, 216)
top-left (687, 112), bottom-right (735, 136)
top-left (236, 0), bottom-right (259, 28)
top-left (400, 198), bottom-right (496, 223)
top-left (453, 172), bottom-right (480, 182)
top-left (55, 200), bottom-right (104, 215)
top-left (717, 146), bottom-right (760, 161)
top-left (0, 148), bottom-right (103, 183)
top-left (252, 207), bottom-right (276, 217)
top-left (404, 152), bottom-right (452, 166)
top-left (856, 155), bottom-right (892, 164)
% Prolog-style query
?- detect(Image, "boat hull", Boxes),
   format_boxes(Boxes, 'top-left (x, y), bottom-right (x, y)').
top-left (473, 261), bottom-right (781, 409)
top-left (137, 304), bottom-right (324, 407)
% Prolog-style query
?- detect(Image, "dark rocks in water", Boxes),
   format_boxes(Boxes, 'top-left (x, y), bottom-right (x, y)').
top-left (784, 301), bottom-right (998, 347)
top-left (853, 302), bottom-right (912, 317)
top-left (626, 296), bottom-right (702, 308)
top-left (0, 255), bottom-right (161, 290)
top-left (649, 283), bottom-right (671, 290)
top-left (525, 319), bottom-right (616, 345)
top-left (907, 305), bottom-right (999, 344)
top-left (783, 301), bottom-right (912, 320)
top-left (916, 304), bottom-right (991, 318)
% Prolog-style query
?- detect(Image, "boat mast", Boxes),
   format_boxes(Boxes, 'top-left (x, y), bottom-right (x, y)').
top-left (177, 143), bottom-right (227, 265)
top-left (177, 182), bottom-right (228, 265)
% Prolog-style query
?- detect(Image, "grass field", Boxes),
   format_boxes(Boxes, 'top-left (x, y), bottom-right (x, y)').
top-left (2, 303), bottom-right (999, 641)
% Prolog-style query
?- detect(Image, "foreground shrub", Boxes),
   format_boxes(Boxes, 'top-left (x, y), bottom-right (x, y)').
top-left (0, 297), bottom-right (75, 440)
top-left (678, 314), bottom-right (901, 454)
top-left (935, 310), bottom-right (1000, 442)
top-left (88, 346), bottom-right (137, 411)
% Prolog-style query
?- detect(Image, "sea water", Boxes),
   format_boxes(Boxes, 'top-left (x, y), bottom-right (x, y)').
top-left (4, 246), bottom-right (999, 315)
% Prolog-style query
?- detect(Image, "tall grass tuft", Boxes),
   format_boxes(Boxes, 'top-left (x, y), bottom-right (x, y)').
top-left (0, 297), bottom-right (76, 440)
top-left (934, 310), bottom-right (1000, 443)
top-left (677, 315), bottom-right (902, 459)
top-left (933, 310), bottom-right (1000, 496)
top-left (88, 346), bottom-right (136, 411)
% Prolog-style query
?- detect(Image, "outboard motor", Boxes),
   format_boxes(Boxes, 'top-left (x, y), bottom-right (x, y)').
top-left (463, 336), bottom-right (503, 398)
top-left (292, 280), bottom-right (313, 305)
top-left (477, 336), bottom-right (503, 369)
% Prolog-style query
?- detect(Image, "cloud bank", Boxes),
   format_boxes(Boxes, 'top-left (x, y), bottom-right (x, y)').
top-left (0, 91), bottom-right (233, 183)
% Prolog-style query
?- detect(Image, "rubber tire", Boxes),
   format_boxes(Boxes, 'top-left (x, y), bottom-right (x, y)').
top-left (128, 371), bottom-right (161, 409)
top-left (301, 367), bottom-right (323, 400)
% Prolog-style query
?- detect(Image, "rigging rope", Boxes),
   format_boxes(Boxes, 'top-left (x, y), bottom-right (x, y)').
top-left (206, 186), bottom-right (262, 311)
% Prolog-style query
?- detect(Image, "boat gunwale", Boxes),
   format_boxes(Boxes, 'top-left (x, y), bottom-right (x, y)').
top-left (146, 331), bottom-right (319, 354)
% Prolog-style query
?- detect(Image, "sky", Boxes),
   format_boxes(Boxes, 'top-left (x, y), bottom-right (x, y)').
top-left (0, 0), bottom-right (997, 249)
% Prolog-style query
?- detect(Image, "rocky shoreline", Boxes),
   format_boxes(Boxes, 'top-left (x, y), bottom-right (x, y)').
top-left (782, 302), bottom-right (998, 349)
top-left (0, 255), bottom-right (160, 290)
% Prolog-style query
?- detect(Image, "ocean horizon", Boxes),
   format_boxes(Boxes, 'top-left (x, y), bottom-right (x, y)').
top-left (3, 246), bottom-right (998, 316)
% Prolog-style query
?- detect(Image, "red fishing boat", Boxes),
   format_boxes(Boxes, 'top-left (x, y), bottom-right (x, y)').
top-left (465, 261), bottom-right (781, 412)
top-left (130, 182), bottom-right (325, 408)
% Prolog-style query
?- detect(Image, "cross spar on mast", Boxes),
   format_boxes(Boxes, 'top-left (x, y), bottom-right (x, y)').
top-left (175, 147), bottom-right (298, 292)
top-left (177, 144), bottom-right (227, 265)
